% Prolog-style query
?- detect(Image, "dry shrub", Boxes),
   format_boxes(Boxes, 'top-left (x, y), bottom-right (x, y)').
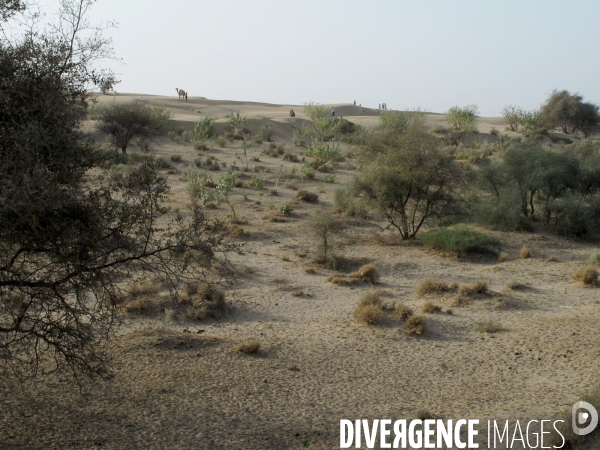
top-left (296, 190), bottom-right (319, 203)
top-left (458, 281), bottom-right (487, 296)
top-left (422, 301), bottom-right (442, 314)
top-left (452, 296), bottom-right (470, 307)
top-left (276, 142), bottom-right (286, 154)
top-left (572, 265), bottom-right (599, 286)
top-left (473, 320), bottom-right (504, 333)
top-left (445, 308), bottom-right (453, 314)
top-left (226, 223), bottom-right (245, 238)
top-left (291, 290), bottom-right (303, 297)
top-left (415, 278), bottom-right (451, 296)
top-left (126, 280), bottom-right (160, 298)
top-left (124, 297), bottom-right (151, 314)
top-left (269, 215), bottom-right (287, 223)
top-left (327, 274), bottom-right (361, 286)
top-left (305, 267), bottom-right (317, 274)
top-left (350, 264), bottom-right (380, 284)
top-left (393, 303), bottom-right (414, 321)
top-left (353, 292), bottom-right (384, 325)
top-left (547, 255), bottom-right (558, 262)
top-left (506, 278), bottom-right (522, 290)
top-left (234, 340), bottom-right (260, 354)
top-left (498, 252), bottom-right (509, 263)
top-left (282, 151), bottom-right (298, 162)
top-left (520, 245), bottom-right (532, 259)
top-left (185, 283), bottom-right (227, 320)
top-left (406, 315), bottom-right (427, 335)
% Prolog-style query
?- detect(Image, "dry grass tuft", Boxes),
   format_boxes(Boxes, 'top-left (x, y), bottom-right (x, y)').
top-left (572, 265), bottom-right (599, 286)
top-left (473, 320), bottom-right (505, 333)
top-left (506, 278), bottom-right (522, 290)
top-left (282, 151), bottom-right (298, 162)
top-left (353, 292), bottom-right (384, 325)
top-left (350, 263), bottom-right (380, 284)
top-left (185, 283), bottom-right (227, 320)
top-left (415, 278), bottom-right (451, 297)
top-left (458, 281), bottom-right (488, 296)
top-left (393, 303), bottom-right (414, 321)
top-left (123, 297), bottom-right (151, 314)
top-left (547, 255), bottom-right (558, 262)
top-left (291, 291), bottom-right (304, 297)
top-left (497, 252), bottom-right (509, 263)
top-left (520, 245), bottom-right (532, 259)
top-left (405, 315), bottom-right (427, 335)
top-left (422, 301), bottom-right (442, 314)
top-left (327, 273), bottom-right (361, 286)
top-left (296, 190), bottom-right (319, 203)
top-left (304, 267), bottom-right (316, 274)
top-left (126, 280), bottom-right (160, 298)
top-left (234, 340), bottom-right (260, 354)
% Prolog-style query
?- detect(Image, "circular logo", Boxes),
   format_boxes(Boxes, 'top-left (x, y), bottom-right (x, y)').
top-left (572, 401), bottom-right (599, 436)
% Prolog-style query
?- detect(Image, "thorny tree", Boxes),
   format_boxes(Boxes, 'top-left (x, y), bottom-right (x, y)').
top-left (0, 1), bottom-right (236, 381)
top-left (353, 113), bottom-right (465, 239)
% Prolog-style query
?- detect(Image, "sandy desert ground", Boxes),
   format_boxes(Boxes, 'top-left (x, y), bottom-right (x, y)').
top-left (1, 94), bottom-right (599, 450)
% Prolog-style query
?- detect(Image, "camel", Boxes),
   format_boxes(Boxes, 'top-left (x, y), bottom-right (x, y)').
top-left (289, 109), bottom-right (295, 117)
top-left (176, 88), bottom-right (187, 102)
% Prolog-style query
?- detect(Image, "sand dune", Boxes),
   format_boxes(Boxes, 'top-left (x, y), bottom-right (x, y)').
top-left (3, 94), bottom-right (599, 450)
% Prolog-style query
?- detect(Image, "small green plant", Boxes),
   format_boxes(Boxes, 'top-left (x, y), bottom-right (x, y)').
top-left (241, 137), bottom-right (250, 170)
top-left (269, 188), bottom-right (278, 196)
top-left (193, 116), bottom-right (214, 148)
top-left (301, 162), bottom-right (315, 179)
top-left (324, 173), bottom-right (336, 183)
top-left (216, 136), bottom-right (226, 147)
top-left (589, 252), bottom-right (600, 264)
top-left (154, 157), bottom-right (171, 169)
top-left (419, 226), bottom-right (498, 256)
top-left (248, 176), bottom-right (264, 189)
top-left (280, 203), bottom-right (293, 215)
top-left (170, 154), bottom-right (183, 163)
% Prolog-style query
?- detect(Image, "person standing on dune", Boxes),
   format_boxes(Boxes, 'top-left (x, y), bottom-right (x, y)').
top-left (331, 107), bottom-right (335, 117)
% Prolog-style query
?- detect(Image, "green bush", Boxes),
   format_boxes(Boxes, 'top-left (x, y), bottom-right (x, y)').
top-left (280, 203), bottom-right (293, 215)
top-left (380, 111), bottom-right (410, 133)
top-left (193, 116), bottom-right (214, 144)
top-left (225, 110), bottom-right (250, 135)
top-left (259, 124), bottom-right (274, 142)
top-left (419, 226), bottom-right (498, 256)
top-left (248, 176), bottom-right (264, 189)
top-left (501, 105), bottom-right (527, 132)
top-left (445, 105), bottom-right (479, 132)
top-left (306, 142), bottom-right (343, 164)
top-left (333, 187), bottom-right (367, 218)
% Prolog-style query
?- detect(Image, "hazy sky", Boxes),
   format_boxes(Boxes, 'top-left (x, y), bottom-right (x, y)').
top-left (84, 0), bottom-right (600, 116)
